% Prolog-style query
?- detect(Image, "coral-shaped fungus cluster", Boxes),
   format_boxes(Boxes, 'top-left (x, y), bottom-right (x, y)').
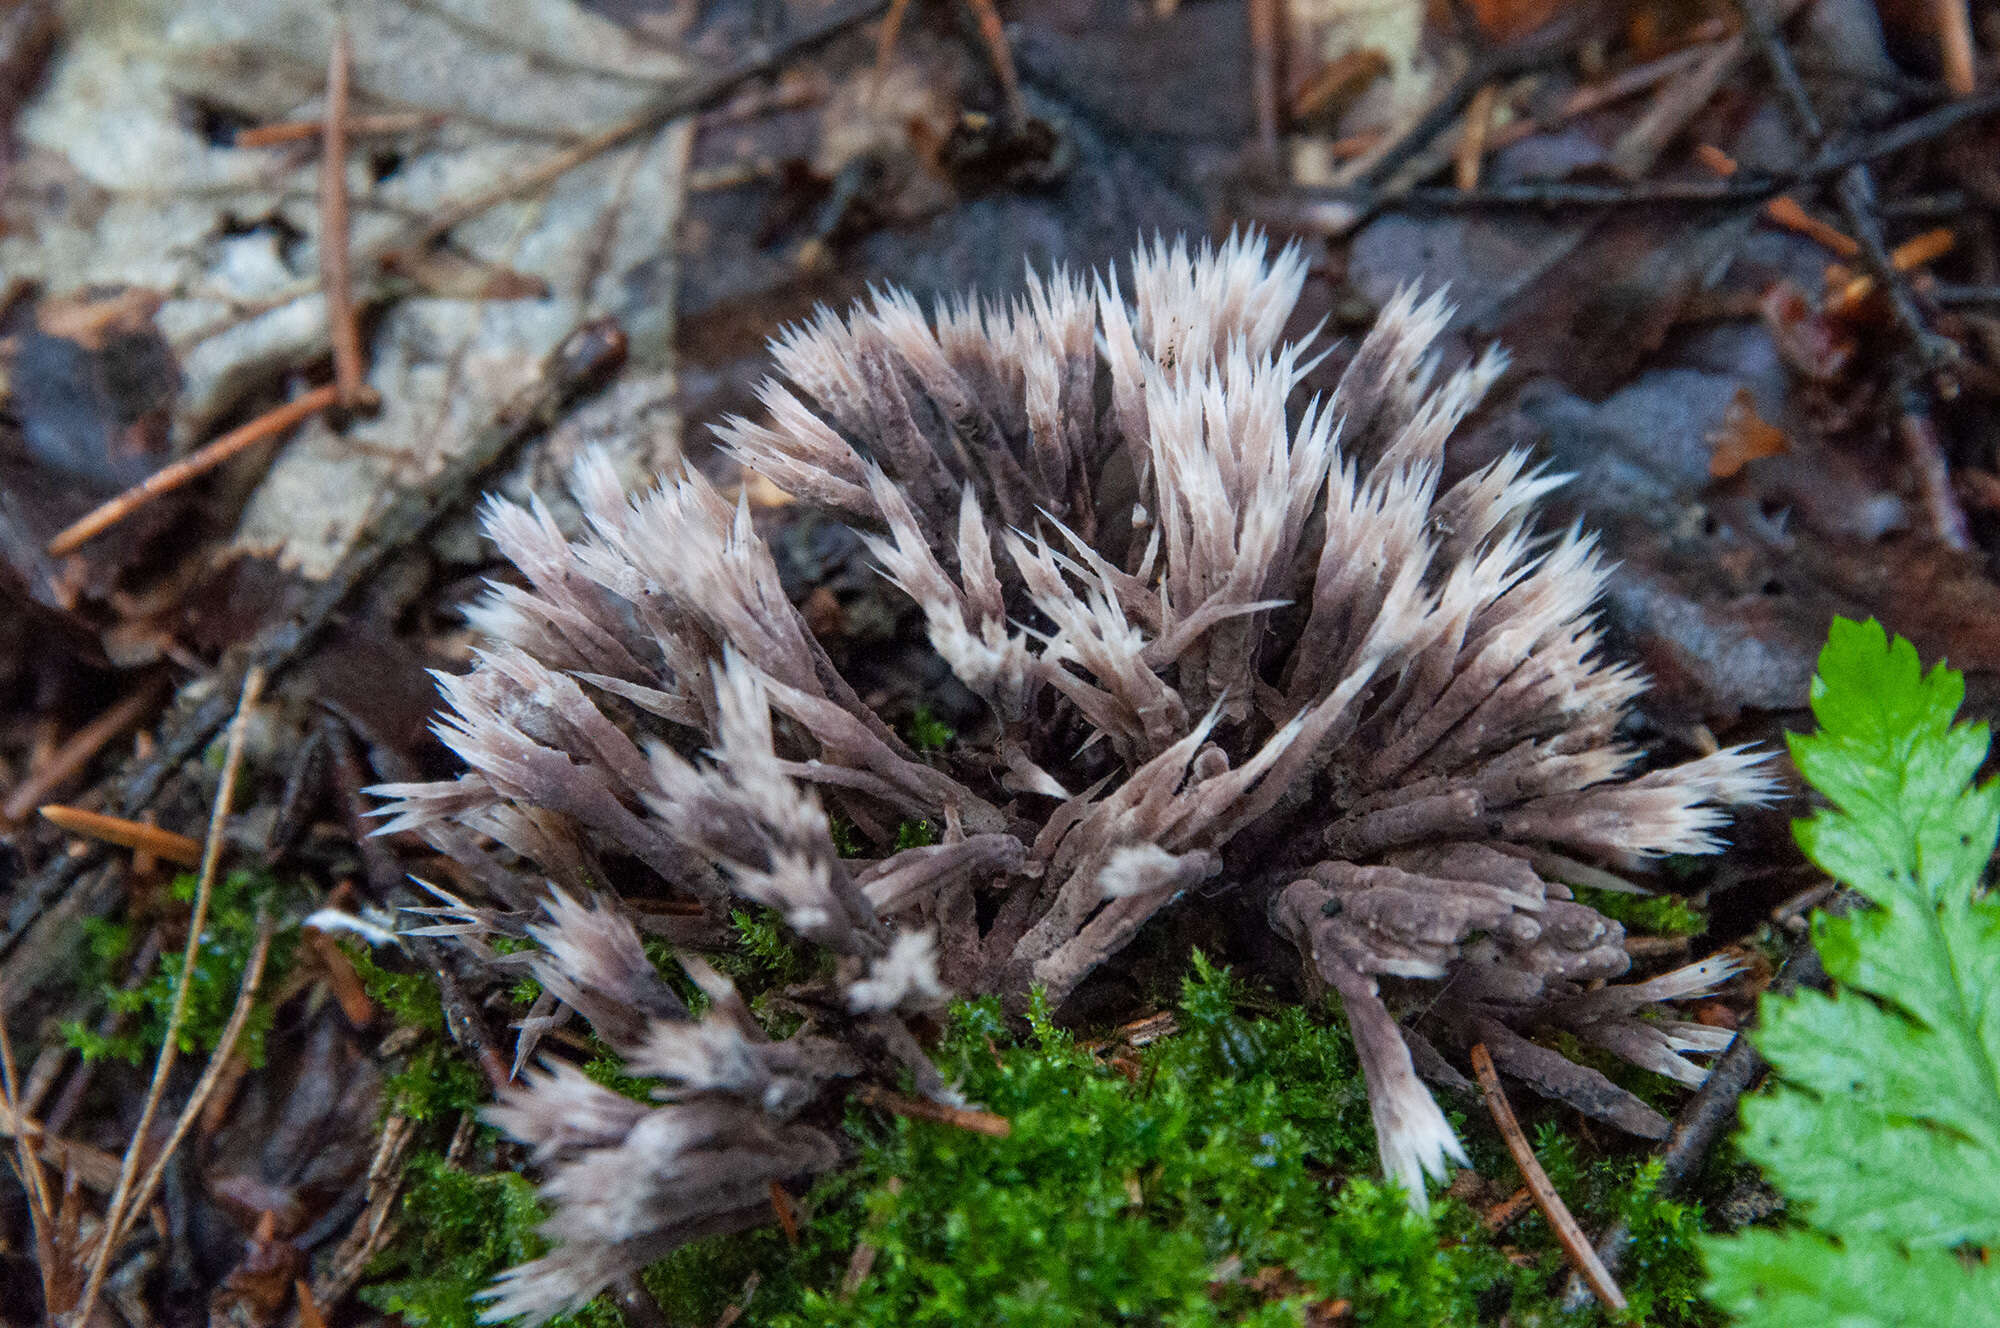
top-left (372, 233), bottom-right (1773, 1322)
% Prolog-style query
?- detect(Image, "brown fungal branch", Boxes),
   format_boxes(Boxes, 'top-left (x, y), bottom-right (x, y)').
top-left (372, 233), bottom-right (1773, 1321)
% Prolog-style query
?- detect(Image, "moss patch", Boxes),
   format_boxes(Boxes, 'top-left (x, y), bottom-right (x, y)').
top-left (62, 869), bottom-right (303, 1068)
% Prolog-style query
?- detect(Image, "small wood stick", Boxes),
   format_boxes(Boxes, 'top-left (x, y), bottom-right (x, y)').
top-left (851, 1084), bottom-right (1012, 1136)
top-left (1455, 83), bottom-right (1498, 191)
top-left (38, 806), bottom-right (204, 867)
top-left (961, 0), bottom-right (1028, 128)
top-left (874, 0), bottom-right (913, 71)
top-left (294, 1279), bottom-right (330, 1328)
top-left (235, 112), bottom-right (442, 148)
top-left (1, 678), bottom-right (166, 824)
top-left (1936, 0), bottom-right (1977, 96)
top-left (71, 668), bottom-right (267, 1328)
top-left (768, 1180), bottom-right (800, 1245)
top-left (1468, 1042), bottom-right (1627, 1312)
top-left (320, 26), bottom-right (369, 408)
top-left (0, 1009), bottom-right (57, 1300)
top-left (1245, 0), bottom-right (1283, 163)
top-left (47, 384), bottom-right (340, 556)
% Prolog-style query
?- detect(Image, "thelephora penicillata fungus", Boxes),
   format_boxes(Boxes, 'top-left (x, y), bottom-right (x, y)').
top-left (371, 232), bottom-right (1774, 1322)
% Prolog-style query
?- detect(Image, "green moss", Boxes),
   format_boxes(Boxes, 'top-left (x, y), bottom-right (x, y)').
top-left (360, 1153), bottom-right (625, 1328)
top-left (383, 1042), bottom-right (489, 1123)
top-left (648, 958), bottom-right (1466, 1326)
top-left (894, 818), bottom-right (939, 850)
top-left (348, 942), bottom-right (448, 1035)
top-left (62, 869), bottom-right (302, 1068)
top-left (381, 953), bottom-right (1717, 1327)
top-left (906, 705), bottom-right (955, 753)
top-left (344, 942), bottom-right (487, 1122)
top-left (1570, 885), bottom-right (1706, 939)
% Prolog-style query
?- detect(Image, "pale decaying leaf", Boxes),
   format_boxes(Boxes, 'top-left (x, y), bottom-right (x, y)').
top-left (0, 0), bottom-right (692, 580)
top-left (370, 233), bottom-right (1776, 1319)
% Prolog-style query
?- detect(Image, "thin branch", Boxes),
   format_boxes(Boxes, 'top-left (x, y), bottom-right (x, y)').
top-left (1734, 0), bottom-right (1956, 370)
top-left (1566, 943), bottom-right (1827, 1308)
top-left (70, 667), bottom-right (266, 1326)
top-left (236, 111), bottom-right (444, 148)
top-left (1469, 1041), bottom-right (1626, 1313)
top-left (320, 24), bottom-right (372, 409)
top-left (121, 915), bottom-right (277, 1248)
top-left (3, 316), bottom-right (628, 964)
top-left (0, 1008), bottom-right (59, 1312)
top-left (398, 0), bottom-right (889, 253)
top-left (47, 385), bottom-right (341, 556)
top-left (37, 806), bottom-right (204, 867)
top-left (1, 678), bottom-right (166, 824)
top-left (851, 1084), bottom-right (1012, 1136)
top-left (1248, 83), bottom-right (2000, 225)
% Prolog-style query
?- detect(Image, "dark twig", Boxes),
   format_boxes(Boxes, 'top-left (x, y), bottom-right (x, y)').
top-left (399, 0), bottom-right (889, 253)
top-left (47, 385), bottom-right (342, 556)
top-left (1352, 8), bottom-right (1600, 188)
top-left (0, 319), bottom-right (628, 964)
top-left (1245, 0), bottom-right (1282, 165)
top-left (1735, 0), bottom-right (1956, 371)
top-left (1248, 84), bottom-right (2000, 227)
top-left (1565, 944), bottom-right (1827, 1309)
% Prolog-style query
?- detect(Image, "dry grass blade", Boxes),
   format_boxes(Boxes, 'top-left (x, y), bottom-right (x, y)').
top-left (123, 916), bottom-right (276, 1243)
top-left (47, 387), bottom-right (340, 556)
top-left (37, 805), bottom-right (204, 867)
top-left (69, 666), bottom-right (267, 1328)
top-left (0, 1009), bottom-right (61, 1312)
top-left (1468, 1042), bottom-right (1626, 1312)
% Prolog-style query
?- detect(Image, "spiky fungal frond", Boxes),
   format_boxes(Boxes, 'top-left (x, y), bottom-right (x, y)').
top-left (372, 232), bottom-right (1774, 1320)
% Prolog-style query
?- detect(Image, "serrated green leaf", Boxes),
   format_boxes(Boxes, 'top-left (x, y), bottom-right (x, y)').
top-left (1702, 1229), bottom-right (2000, 1328)
top-left (1705, 618), bottom-right (2000, 1327)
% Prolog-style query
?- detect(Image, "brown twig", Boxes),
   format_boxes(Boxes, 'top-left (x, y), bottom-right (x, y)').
top-left (961, 0), bottom-right (1028, 129)
top-left (47, 384), bottom-right (341, 556)
top-left (1454, 83), bottom-right (1497, 190)
top-left (3, 318), bottom-right (627, 966)
top-left (320, 26), bottom-right (371, 409)
top-left (1936, 0), bottom-right (1977, 97)
top-left (851, 1084), bottom-right (1012, 1136)
top-left (1245, 0), bottom-right (1282, 165)
top-left (0, 1005), bottom-right (60, 1312)
top-left (1480, 1185), bottom-right (1535, 1231)
top-left (1469, 1042), bottom-right (1626, 1313)
top-left (1898, 406), bottom-right (1975, 551)
top-left (37, 806), bottom-right (204, 867)
top-left (1, 678), bottom-right (167, 824)
top-left (235, 112), bottom-right (443, 148)
top-left (874, 0), bottom-right (913, 71)
top-left (400, 0), bottom-right (889, 254)
top-left (71, 667), bottom-right (266, 1327)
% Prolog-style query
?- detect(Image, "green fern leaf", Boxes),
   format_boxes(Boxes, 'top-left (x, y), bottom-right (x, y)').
top-left (1703, 617), bottom-right (2000, 1326)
